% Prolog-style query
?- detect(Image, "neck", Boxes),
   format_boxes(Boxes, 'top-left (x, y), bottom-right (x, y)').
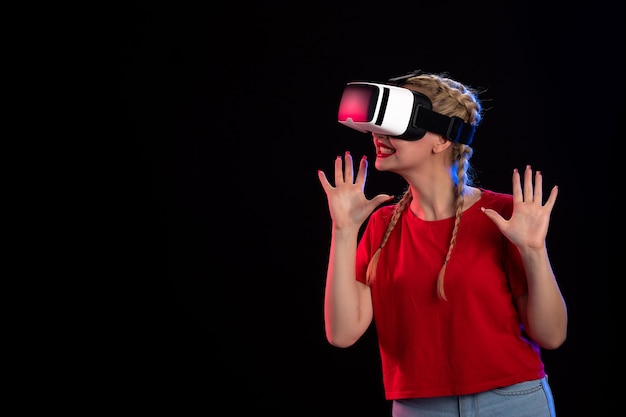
top-left (409, 186), bottom-right (459, 221)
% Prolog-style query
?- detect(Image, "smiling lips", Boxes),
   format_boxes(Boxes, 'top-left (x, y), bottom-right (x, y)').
top-left (376, 141), bottom-right (396, 158)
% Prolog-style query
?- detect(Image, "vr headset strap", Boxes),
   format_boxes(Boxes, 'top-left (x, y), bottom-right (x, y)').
top-left (414, 107), bottom-right (476, 145)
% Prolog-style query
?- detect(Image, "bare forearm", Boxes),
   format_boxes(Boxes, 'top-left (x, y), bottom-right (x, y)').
top-left (324, 227), bottom-right (372, 347)
top-left (520, 247), bottom-right (568, 349)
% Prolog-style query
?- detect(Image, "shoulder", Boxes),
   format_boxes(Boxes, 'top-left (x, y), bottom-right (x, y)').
top-left (366, 203), bottom-right (402, 231)
top-left (479, 188), bottom-right (512, 202)
top-left (370, 203), bottom-right (397, 223)
top-left (479, 188), bottom-right (514, 216)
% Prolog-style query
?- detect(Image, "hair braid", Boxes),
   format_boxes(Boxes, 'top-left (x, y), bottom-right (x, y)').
top-left (436, 145), bottom-right (473, 300)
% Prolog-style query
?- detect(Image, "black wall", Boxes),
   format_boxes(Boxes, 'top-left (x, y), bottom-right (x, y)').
top-left (60, 2), bottom-right (620, 415)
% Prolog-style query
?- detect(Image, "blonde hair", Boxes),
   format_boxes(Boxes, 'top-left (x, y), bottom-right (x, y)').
top-left (365, 72), bottom-right (483, 300)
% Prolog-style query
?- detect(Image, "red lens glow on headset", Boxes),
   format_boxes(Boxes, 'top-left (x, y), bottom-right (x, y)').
top-left (338, 84), bottom-right (378, 123)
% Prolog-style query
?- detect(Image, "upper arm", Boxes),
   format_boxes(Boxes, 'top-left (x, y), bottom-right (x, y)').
top-left (356, 280), bottom-right (374, 333)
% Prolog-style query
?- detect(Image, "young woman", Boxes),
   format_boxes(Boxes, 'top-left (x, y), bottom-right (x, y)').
top-left (318, 70), bottom-right (567, 417)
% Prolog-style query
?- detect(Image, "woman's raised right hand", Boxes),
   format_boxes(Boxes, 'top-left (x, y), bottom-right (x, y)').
top-left (318, 151), bottom-right (393, 231)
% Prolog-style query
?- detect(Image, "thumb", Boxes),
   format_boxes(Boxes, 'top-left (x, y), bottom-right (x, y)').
top-left (481, 207), bottom-right (505, 229)
top-left (370, 194), bottom-right (394, 209)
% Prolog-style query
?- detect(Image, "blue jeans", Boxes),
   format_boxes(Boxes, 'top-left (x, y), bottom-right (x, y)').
top-left (392, 376), bottom-right (556, 417)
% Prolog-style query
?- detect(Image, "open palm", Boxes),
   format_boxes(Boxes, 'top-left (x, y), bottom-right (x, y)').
top-left (482, 165), bottom-right (558, 250)
top-left (318, 152), bottom-right (392, 231)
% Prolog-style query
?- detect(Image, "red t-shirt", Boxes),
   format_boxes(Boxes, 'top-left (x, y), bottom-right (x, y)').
top-left (355, 189), bottom-right (545, 399)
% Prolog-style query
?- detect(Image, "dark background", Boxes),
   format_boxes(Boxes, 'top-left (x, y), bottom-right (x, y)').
top-left (58, 2), bottom-right (620, 415)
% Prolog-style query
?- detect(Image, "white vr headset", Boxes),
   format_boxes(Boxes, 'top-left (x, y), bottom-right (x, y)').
top-left (337, 81), bottom-right (476, 144)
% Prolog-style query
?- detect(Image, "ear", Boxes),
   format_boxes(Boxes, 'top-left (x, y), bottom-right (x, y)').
top-left (432, 135), bottom-right (452, 154)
